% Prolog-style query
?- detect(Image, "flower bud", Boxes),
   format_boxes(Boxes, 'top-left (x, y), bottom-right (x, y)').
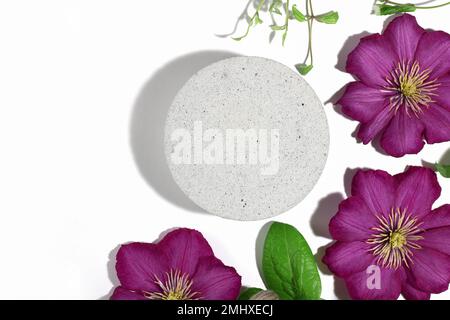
top-left (373, 4), bottom-right (416, 16)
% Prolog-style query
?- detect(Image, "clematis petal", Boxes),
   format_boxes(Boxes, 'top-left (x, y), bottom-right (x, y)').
top-left (191, 256), bottom-right (241, 300)
top-left (357, 105), bottom-right (393, 144)
top-left (322, 241), bottom-right (374, 278)
top-left (346, 34), bottom-right (397, 88)
top-left (421, 205), bottom-right (450, 230)
top-left (406, 247), bottom-right (450, 293)
top-left (338, 81), bottom-right (390, 123)
top-left (420, 227), bottom-right (450, 256)
top-left (157, 228), bottom-right (214, 275)
top-left (402, 282), bottom-right (430, 300)
top-left (414, 31), bottom-right (450, 80)
top-left (116, 243), bottom-right (169, 292)
top-left (394, 166), bottom-right (441, 219)
top-left (351, 169), bottom-right (396, 217)
top-left (421, 104), bottom-right (450, 144)
top-left (434, 74), bottom-right (450, 111)
top-left (345, 266), bottom-right (403, 300)
top-left (110, 287), bottom-right (147, 300)
top-left (329, 196), bottom-right (379, 241)
top-left (383, 14), bottom-right (425, 62)
top-left (380, 109), bottom-right (425, 157)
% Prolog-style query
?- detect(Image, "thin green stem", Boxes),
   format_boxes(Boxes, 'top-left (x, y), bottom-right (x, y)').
top-left (304, 3), bottom-right (310, 61)
top-left (381, 0), bottom-right (403, 5)
top-left (282, 0), bottom-right (290, 45)
top-left (309, 0), bottom-right (314, 65)
top-left (382, 0), bottom-right (450, 9)
top-left (304, 0), bottom-right (314, 65)
top-left (417, 1), bottom-right (450, 9)
top-left (309, 0), bottom-right (315, 18)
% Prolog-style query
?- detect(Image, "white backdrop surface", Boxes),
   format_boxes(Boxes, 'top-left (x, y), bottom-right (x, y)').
top-left (0, 0), bottom-right (448, 299)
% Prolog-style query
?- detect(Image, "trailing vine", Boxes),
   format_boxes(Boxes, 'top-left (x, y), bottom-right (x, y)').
top-left (230, 0), bottom-right (339, 75)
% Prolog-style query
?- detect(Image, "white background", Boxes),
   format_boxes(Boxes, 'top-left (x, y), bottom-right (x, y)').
top-left (0, 0), bottom-right (448, 300)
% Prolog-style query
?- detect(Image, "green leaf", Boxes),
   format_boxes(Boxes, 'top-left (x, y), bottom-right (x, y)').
top-left (315, 11), bottom-right (339, 24)
top-left (262, 222), bottom-right (321, 300)
top-left (270, 24), bottom-right (286, 31)
top-left (255, 13), bottom-right (263, 25)
top-left (436, 163), bottom-right (450, 178)
top-left (282, 31), bottom-right (287, 46)
top-left (292, 5), bottom-right (306, 22)
top-left (238, 287), bottom-right (263, 300)
top-left (232, 35), bottom-right (246, 41)
top-left (269, 0), bottom-right (283, 15)
top-left (272, 7), bottom-right (282, 15)
top-left (373, 4), bottom-right (416, 16)
top-left (295, 63), bottom-right (313, 75)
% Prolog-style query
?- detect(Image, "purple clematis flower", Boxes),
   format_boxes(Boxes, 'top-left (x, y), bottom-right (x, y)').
top-left (337, 14), bottom-right (450, 157)
top-left (110, 228), bottom-right (241, 300)
top-left (323, 166), bottom-right (450, 300)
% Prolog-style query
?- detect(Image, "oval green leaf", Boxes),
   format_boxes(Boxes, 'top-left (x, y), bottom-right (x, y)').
top-left (315, 11), bottom-right (339, 24)
top-left (271, 25), bottom-right (286, 31)
top-left (292, 5), bottom-right (306, 22)
top-left (436, 163), bottom-right (450, 178)
top-left (262, 222), bottom-right (321, 300)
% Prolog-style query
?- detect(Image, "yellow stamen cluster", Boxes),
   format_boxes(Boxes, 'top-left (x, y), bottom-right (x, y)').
top-left (367, 208), bottom-right (424, 269)
top-left (144, 269), bottom-right (200, 300)
top-left (383, 61), bottom-right (440, 117)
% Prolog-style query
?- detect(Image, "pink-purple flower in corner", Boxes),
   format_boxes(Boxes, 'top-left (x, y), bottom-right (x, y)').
top-left (323, 166), bottom-right (450, 300)
top-left (338, 14), bottom-right (450, 157)
top-left (110, 228), bottom-right (241, 300)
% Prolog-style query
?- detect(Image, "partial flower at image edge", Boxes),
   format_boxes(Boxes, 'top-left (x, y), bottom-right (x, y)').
top-left (323, 166), bottom-right (450, 300)
top-left (110, 228), bottom-right (241, 300)
top-left (336, 14), bottom-right (450, 158)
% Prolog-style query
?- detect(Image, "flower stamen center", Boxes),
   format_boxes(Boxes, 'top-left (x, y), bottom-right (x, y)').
top-left (144, 269), bottom-right (200, 300)
top-left (383, 60), bottom-right (440, 117)
top-left (389, 231), bottom-right (406, 249)
top-left (367, 208), bottom-right (424, 269)
top-left (400, 81), bottom-right (417, 98)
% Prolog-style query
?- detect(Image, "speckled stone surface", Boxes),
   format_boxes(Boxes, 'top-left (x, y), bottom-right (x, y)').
top-left (164, 56), bottom-right (329, 221)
